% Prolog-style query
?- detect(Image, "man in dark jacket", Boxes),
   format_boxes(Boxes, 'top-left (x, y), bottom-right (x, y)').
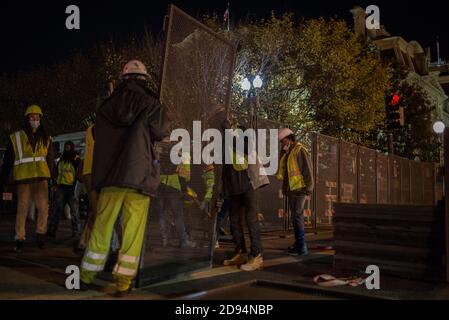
top-left (222, 122), bottom-right (269, 272)
top-left (79, 60), bottom-right (170, 297)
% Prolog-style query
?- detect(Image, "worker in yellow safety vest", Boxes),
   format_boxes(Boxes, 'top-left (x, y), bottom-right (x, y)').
top-left (76, 120), bottom-right (100, 253)
top-left (277, 128), bottom-right (314, 256)
top-left (153, 148), bottom-right (196, 248)
top-left (221, 122), bottom-right (269, 272)
top-left (79, 60), bottom-right (170, 297)
top-left (0, 105), bottom-right (55, 252)
top-left (47, 141), bottom-right (81, 239)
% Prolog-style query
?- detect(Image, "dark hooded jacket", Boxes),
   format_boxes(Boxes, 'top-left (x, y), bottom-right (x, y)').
top-left (91, 79), bottom-right (170, 196)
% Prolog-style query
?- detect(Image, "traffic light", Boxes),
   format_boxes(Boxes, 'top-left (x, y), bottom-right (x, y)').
top-left (386, 93), bottom-right (405, 129)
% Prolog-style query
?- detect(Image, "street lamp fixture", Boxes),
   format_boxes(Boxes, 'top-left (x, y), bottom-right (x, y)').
top-left (240, 78), bottom-right (251, 91)
top-left (433, 120), bottom-right (446, 134)
top-left (240, 75), bottom-right (263, 91)
top-left (253, 75), bottom-right (263, 89)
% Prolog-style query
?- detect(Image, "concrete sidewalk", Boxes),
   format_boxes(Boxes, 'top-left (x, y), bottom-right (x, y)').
top-left (1, 216), bottom-right (449, 300)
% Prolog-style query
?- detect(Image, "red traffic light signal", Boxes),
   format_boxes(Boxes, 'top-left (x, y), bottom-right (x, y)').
top-left (390, 94), bottom-right (400, 106)
top-left (386, 93), bottom-right (404, 129)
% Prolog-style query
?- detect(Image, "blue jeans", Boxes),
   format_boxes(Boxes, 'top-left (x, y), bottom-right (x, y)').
top-left (288, 194), bottom-right (307, 247)
top-left (48, 186), bottom-right (80, 236)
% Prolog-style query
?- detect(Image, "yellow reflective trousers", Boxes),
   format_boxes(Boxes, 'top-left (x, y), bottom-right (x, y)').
top-left (80, 187), bottom-right (150, 291)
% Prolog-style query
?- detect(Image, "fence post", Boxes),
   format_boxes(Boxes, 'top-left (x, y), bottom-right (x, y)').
top-left (444, 129), bottom-right (449, 282)
top-left (337, 139), bottom-right (342, 203)
top-left (409, 160), bottom-right (413, 204)
top-left (375, 152), bottom-right (379, 204)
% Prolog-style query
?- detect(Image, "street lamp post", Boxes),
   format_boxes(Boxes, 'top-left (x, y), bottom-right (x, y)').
top-left (433, 120), bottom-right (449, 282)
top-left (433, 120), bottom-right (446, 165)
top-left (240, 75), bottom-right (263, 130)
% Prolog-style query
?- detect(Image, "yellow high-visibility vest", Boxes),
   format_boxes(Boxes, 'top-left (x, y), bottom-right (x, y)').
top-left (57, 160), bottom-right (76, 186)
top-left (161, 152), bottom-right (191, 191)
top-left (277, 143), bottom-right (306, 191)
top-left (202, 166), bottom-right (215, 201)
top-left (10, 130), bottom-right (51, 182)
top-left (82, 125), bottom-right (95, 175)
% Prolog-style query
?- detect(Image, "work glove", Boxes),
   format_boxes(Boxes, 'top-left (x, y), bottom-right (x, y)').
top-left (278, 189), bottom-right (284, 199)
top-left (199, 200), bottom-right (210, 212)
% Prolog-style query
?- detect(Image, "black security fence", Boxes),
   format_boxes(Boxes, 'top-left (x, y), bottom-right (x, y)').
top-left (236, 121), bottom-right (442, 232)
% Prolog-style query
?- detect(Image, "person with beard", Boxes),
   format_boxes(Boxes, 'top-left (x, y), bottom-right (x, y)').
top-left (0, 105), bottom-right (55, 252)
top-left (47, 141), bottom-right (81, 239)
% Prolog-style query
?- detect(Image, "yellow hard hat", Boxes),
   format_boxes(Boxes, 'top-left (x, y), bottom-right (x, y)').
top-left (25, 105), bottom-right (43, 117)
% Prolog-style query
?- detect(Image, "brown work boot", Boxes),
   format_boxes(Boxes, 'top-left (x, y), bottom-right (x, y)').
top-left (240, 254), bottom-right (263, 271)
top-left (223, 252), bottom-right (248, 266)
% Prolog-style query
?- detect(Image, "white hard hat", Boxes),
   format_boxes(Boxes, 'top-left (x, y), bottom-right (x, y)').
top-left (278, 128), bottom-right (294, 141)
top-left (121, 60), bottom-right (149, 78)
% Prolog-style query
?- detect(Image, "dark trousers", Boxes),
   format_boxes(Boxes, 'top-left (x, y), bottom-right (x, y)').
top-left (152, 192), bottom-right (188, 243)
top-left (48, 186), bottom-right (80, 236)
top-left (288, 194), bottom-right (307, 247)
top-left (216, 198), bottom-right (231, 236)
top-left (229, 189), bottom-right (262, 257)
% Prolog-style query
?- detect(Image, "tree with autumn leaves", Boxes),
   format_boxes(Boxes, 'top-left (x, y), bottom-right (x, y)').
top-left (0, 12), bottom-right (439, 162)
top-left (205, 13), bottom-right (391, 145)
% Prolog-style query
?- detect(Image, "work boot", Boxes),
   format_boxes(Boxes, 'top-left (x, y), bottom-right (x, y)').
top-left (180, 239), bottom-right (196, 248)
top-left (219, 227), bottom-right (229, 236)
top-left (223, 252), bottom-right (248, 266)
top-left (37, 234), bottom-right (46, 250)
top-left (46, 231), bottom-right (56, 243)
top-left (114, 287), bottom-right (131, 298)
top-left (288, 243), bottom-right (308, 256)
top-left (79, 280), bottom-right (91, 291)
top-left (240, 254), bottom-right (263, 271)
top-left (14, 240), bottom-right (24, 253)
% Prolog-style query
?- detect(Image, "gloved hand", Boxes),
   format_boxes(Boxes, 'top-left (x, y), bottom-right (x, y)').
top-left (199, 199), bottom-right (210, 212)
top-left (278, 189), bottom-right (284, 199)
top-left (182, 193), bottom-right (193, 202)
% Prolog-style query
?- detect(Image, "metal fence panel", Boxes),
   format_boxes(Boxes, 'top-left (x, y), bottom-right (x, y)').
top-left (339, 141), bottom-right (358, 204)
top-left (376, 153), bottom-right (389, 204)
top-left (410, 161), bottom-right (424, 204)
top-left (400, 158), bottom-right (411, 204)
top-left (254, 118), bottom-right (285, 232)
top-left (389, 156), bottom-right (402, 204)
top-left (139, 4), bottom-right (237, 285)
top-left (315, 134), bottom-right (339, 226)
top-left (435, 165), bottom-right (444, 204)
top-left (422, 163), bottom-right (435, 205)
top-left (358, 147), bottom-right (377, 204)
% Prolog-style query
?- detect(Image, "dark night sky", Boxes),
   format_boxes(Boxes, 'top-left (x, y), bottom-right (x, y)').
top-left (1, 0), bottom-right (448, 75)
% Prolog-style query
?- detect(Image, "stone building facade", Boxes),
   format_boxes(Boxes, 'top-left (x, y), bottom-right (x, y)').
top-left (351, 6), bottom-right (449, 125)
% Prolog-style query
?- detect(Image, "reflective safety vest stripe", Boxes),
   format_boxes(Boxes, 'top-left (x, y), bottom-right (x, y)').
top-left (57, 160), bottom-right (76, 186)
top-left (10, 130), bottom-right (51, 182)
top-left (203, 170), bottom-right (215, 201)
top-left (82, 125), bottom-right (95, 175)
top-left (277, 143), bottom-right (306, 191)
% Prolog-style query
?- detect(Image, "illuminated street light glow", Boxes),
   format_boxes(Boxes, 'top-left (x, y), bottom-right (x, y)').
top-left (253, 75), bottom-right (263, 89)
top-left (240, 78), bottom-right (251, 91)
top-left (433, 120), bottom-right (445, 134)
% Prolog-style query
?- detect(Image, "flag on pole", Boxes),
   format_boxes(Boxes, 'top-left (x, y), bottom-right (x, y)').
top-left (223, 3), bottom-right (230, 31)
